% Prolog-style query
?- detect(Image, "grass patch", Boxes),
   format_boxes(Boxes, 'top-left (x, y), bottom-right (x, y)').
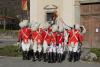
top-left (0, 45), bottom-right (21, 57)
top-left (90, 48), bottom-right (100, 62)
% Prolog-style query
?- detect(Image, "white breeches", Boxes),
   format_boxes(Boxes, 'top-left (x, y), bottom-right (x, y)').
top-left (21, 40), bottom-right (31, 51)
top-left (31, 40), bottom-right (42, 52)
top-left (68, 42), bottom-right (78, 52)
top-left (48, 44), bottom-right (56, 53)
top-left (57, 44), bottom-right (64, 54)
top-left (43, 40), bottom-right (48, 53)
top-left (37, 45), bottom-right (42, 52)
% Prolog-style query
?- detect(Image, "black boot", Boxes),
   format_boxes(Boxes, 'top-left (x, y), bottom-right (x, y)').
top-left (62, 52), bottom-right (66, 61)
top-left (58, 53), bottom-right (62, 63)
top-left (43, 53), bottom-right (46, 62)
top-left (45, 52), bottom-right (48, 62)
top-left (60, 54), bottom-right (63, 62)
top-left (73, 52), bottom-right (77, 62)
top-left (25, 51), bottom-right (28, 60)
top-left (48, 53), bottom-right (50, 63)
top-left (38, 52), bottom-right (41, 61)
top-left (57, 53), bottom-right (59, 62)
top-left (36, 51), bottom-right (38, 59)
top-left (22, 51), bottom-right (28, 60)
top-left (22, 51), bottom-right (26, 60)
top-left (53, 53), bottom-right (56, 63)
top-left (48, 52), bottom-right (52, 63)
top-left (68, 51), bottom-right (73, 62)
top-left (32, 52), bottom-right (36, 62)
top-left (27, 51), bottom-right (31, 60)
top-left (77, 52), bottom-right (81, 61)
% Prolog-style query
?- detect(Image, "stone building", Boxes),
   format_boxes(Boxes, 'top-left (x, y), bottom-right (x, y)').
top-left (30, 0), bottom-right (100, 48)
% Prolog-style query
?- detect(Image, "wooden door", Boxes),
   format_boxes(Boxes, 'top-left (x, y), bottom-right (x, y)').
top-left (80, 3), bottom-right (100, 48)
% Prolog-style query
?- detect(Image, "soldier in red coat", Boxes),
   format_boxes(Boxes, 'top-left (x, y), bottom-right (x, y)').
top-left (31, 22), bottom-right (39, 61)
top-left (46, 24), bottom-right (58, 63)
top-left (76, 25), bottom-right (86, 61)
top-left (18, 20), bottom-right (31, 60)
top-left (42, 23), bottom-right (50, 62)
top-left (51, 25), bottom-right (58, 63)
top-left (31, 23), bottom-right (43, 61)
top-left (67, 24), bottom-right (83, 62)
top-left (56, 25), bottom-right (64, 63)
top-left (44, 25), bottom-right (53, 63)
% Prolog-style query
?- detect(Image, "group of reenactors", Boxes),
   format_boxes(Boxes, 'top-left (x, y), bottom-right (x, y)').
top-left (17, 19), bottom-right (86, 63)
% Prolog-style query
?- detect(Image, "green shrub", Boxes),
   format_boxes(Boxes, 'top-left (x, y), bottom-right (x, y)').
top-left (0, 45), bottom-right (21, 57)
top-left (90, 48), bottom-right (100, 62)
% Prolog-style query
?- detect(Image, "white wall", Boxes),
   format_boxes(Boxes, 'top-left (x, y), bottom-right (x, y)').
top-left (30, 0), bottom-right (80, 26)
top-left (63, 0), bottom-right (75, 27)
top-left (63, 0), bottom-right (80, 26)
top-left (30, 0), bottom-right (38, 23)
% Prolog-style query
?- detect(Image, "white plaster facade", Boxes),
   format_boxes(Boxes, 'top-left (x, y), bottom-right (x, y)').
top-left (30, 0), bottom-right (80, 26)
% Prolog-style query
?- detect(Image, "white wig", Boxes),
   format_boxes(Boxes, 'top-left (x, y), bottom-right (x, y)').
top-left (52, 24), bottom-right (58, 32)
top-left (39, 23), bottom-right (45, 29)
top-left (19, 20), bottom-right (28, 28)
top-left (64, 25), bottom-right (71, 30)
top-left (59, 26), bottom-right (64, 32)
top-left (43, 22), bottom-right (50, 30)
top-left (31, 22), bottom-right (40, 31)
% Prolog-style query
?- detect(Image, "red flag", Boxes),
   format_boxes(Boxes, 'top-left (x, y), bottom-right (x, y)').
top-left (22, 0), bottom-right (27, 10)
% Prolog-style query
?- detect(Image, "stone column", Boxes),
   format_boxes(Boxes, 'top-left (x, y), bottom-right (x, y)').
top-left (74, 0), bottom-right (80, 24)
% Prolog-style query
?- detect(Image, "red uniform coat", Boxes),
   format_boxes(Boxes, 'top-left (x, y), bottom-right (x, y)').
top-left (45, 33), bottom-right (52, 45)
top-left (31, 31), bottom-right (37, 42)
top-left (48, 26), bottom-right (52, 33)
top-left (68, 29), bottom-right (83, 45)
top-left (41, 29), bottom-right (46, 43)
top-left (56, 32), bottom-right (64, 45)
top-left (18, 27), bottom-right (31, 43)
top-left (51, 32), bottom-right (57, 46)
top-left (32, 30), bottom-right (43, 45)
